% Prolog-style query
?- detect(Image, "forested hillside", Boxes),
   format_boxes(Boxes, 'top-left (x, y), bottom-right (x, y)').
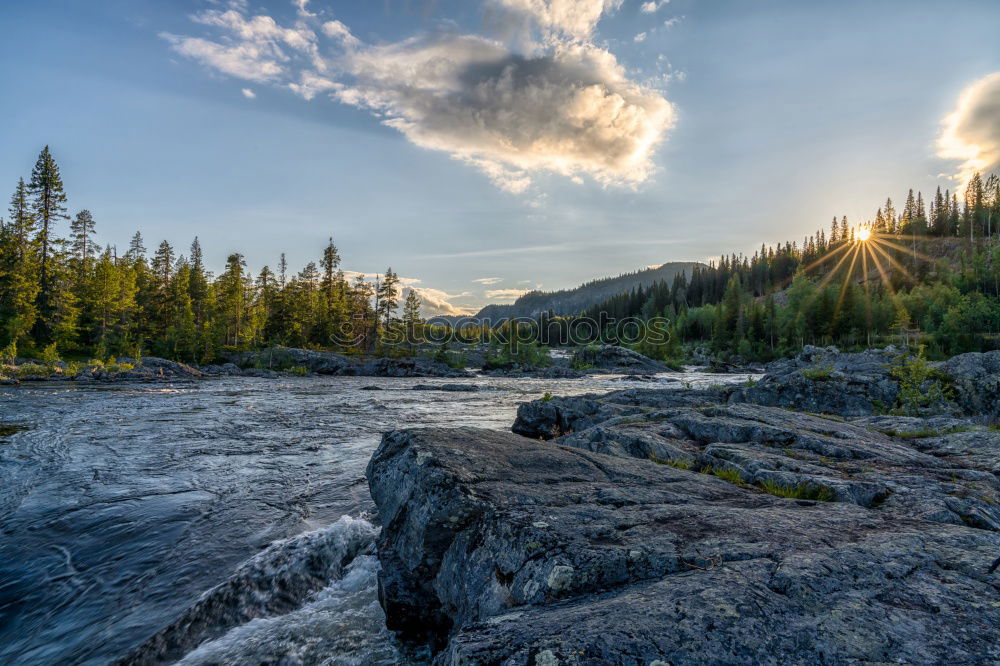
top-left (474, 262), bottom-right (703, 322)
top-left (0, 147), bottom-right (423, 362)
top-left (574, 174), bottom-right (1000, 361)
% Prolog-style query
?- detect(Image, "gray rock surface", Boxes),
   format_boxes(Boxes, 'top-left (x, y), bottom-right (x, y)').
top-left (571, 344), bottom-right (669, 375)
top-left (728, 346), bottom-right (1000, 418)
top-left (371, 350), bottom-right (1000, 664)
top-left (368, 424), bottom-right (1000, 665)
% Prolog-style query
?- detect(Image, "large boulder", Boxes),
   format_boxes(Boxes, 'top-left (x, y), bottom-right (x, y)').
top-left (357, 357), bottom-right (473, 378)
top-left (571, 345), bottom-right (669, 375)
top-left (227, 348), bottom-right (355, 375)
top-left (367, 426), bottom-right (1000, 665)
top-left (228, 347), bottom-right (473, 378)
top-left (729, 346), bottom-right (909, 417)
top-left (939, 350), bottom-right (1000, 418)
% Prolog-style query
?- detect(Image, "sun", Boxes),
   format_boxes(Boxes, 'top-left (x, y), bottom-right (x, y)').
top-left (857, 227), bottom-right (872, 242)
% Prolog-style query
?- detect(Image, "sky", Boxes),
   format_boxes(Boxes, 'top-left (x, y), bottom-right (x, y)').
top-left (1, 0), bottom-right (998, 315)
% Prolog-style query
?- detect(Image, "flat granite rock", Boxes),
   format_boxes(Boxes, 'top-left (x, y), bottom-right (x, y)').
top-left (367, 426), bottom-right (1000, 666)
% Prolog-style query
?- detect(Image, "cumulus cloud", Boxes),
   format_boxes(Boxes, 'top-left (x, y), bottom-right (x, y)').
top-left (938, 72), bottom-right (1000, 187)
top-left (163, 0), bottom-right (675, 193)
top-left (490, 0), bottom-right (623, 41)
top-left (640, 0), bottom-right (669, 13)
top-left (408, 287), bottom-right (476, 316)
top-left (473, 277), bottom-right (504, 284)
top-left (634, 32), bottom-right (647, 42)
top-left (339, 35), bottom-right (674, 191)
top-left (485, 288), bottom-right (531, 301)
top-left (241, 87), bottom-right (256, 98)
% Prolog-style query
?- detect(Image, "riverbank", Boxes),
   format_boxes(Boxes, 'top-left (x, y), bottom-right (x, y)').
top-left (367, 347), bottom-right (1000, 664)
top-left (0, 343), bottom-right (693, 384)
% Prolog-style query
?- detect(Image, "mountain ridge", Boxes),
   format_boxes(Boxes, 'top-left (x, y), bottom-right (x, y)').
top-left (463, 261), bottom-right (704, 323)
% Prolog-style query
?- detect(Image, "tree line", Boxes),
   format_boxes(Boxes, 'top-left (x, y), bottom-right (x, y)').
top-left (566, 172), bottom-right (1000, 361)
top-left (0, 147), bottom-right (424, 362)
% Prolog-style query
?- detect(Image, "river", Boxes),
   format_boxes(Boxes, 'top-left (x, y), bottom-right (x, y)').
top-left (0, 371), bottom-right (752, 665)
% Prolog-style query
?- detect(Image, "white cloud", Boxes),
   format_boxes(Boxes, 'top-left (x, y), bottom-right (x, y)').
top-left (634, 32), bottom-right (647, 42)
top-left (322, 20), bottom-right (360, 48)
top-left (490, 0), bottom-right (623, 41)
top-left (408, 287), bottom-right (476, 316)
top-left (336, 35), bottom-right (675, 191)
top-left (938, 72), bottom-right (1000, 187)
top-left (161, 33), bottom-right (285, 82)
top-left (241, 87), bottom-right (256, 98)
top-left (288, 71), bottom-right (340, 100)
top-left (641, 0), bottom-right (669, 13)
top-left (485, 288), bottom-right (531, 301)
top-left (663, 16), bottom-right (681, 28)
top-left (473, 277), bottom-right (504, 285)
top-left (163, 0), bottom-right (676, 193)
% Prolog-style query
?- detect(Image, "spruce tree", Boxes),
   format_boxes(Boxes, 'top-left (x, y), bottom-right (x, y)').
top-left (28, 146), bottom-right (69, 339)
top-left (0, 180), bottom-right (39, 345)
top-left (69, 210), bottom-right (97, 295)
top-left (402, 288), bottom-right (423, 346)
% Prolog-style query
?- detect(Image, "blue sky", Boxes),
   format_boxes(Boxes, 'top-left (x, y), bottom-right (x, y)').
top-left (1, 0), bottom-right (998, 314)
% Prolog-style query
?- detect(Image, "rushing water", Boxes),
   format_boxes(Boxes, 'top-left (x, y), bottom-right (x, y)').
top-left (0, 371), bottom-right (752, 665)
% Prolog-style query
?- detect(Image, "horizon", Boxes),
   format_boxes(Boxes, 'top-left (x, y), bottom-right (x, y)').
top-left (1, 0), bottom-right (998, 315)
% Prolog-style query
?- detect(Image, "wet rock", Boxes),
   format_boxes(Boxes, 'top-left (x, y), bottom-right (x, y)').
top-left (228, 348), bottom-right (354, 375)
top-left (412, 383), bottom-right (480, 392)
top-left (357, 357), bottom-right (473, 378)
top-left (367, 427), bottom-right (1000, 665)
top-left (571, 345), bottom-right (668, 375)
top-left (116, 516), bottom-right (377, 666)
top-left (68, 357), bottom-right (203, 382)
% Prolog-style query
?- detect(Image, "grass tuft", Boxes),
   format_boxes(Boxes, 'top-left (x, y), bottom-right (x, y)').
top-left (758, 479), bottom-right (836, 502)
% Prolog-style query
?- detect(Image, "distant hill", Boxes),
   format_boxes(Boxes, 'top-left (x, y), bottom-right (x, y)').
top-left (473, 262), bottom-right (704, 323)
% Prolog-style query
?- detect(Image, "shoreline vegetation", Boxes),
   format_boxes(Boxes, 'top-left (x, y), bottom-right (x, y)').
top-left (3, 147), bottom-right (1000, 376)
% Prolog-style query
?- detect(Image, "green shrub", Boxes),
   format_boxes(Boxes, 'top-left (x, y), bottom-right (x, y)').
top-left (801, 364), bottom-right (834, 381)
top-left (16, 362), bottom-right (51, 378)
top-left (40, 343), bottom-right (60, 365)
top-left (0, 341), bottom-right (16, 364)
top-left (889, 346), bottom-right (954, 416)
top-left (288, 365), bottom-right (309, 376)
top-left (484, 341), bottom-right (552, 370)
top-left (541, 392), bottom-right (554, 402)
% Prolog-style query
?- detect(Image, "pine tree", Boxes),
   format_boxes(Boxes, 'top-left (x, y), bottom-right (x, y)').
top-left (402, 288), bottom-right (423, 346)
top-left (70, 210), bottom-right (96, 273)
top-left (0, 180), bottom-right (39, 345)
top-left (377, 268), bottom-right (400, 333)
top-left (127, 231), bottom-right (146, 262)
top-left (188, 237), bottom-right (210, 328)
top-left (216, 253), bottom-right (253, 348)
top-left (28, 146), bottom-right (69, 339)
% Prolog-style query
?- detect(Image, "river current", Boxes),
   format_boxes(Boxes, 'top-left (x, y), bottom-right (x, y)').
top-left (0, 371), bottom-right (751, 665)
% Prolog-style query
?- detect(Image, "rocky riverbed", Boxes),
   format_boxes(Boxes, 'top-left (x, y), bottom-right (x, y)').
top-left (367, 347), bottom-right (1000, 664)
